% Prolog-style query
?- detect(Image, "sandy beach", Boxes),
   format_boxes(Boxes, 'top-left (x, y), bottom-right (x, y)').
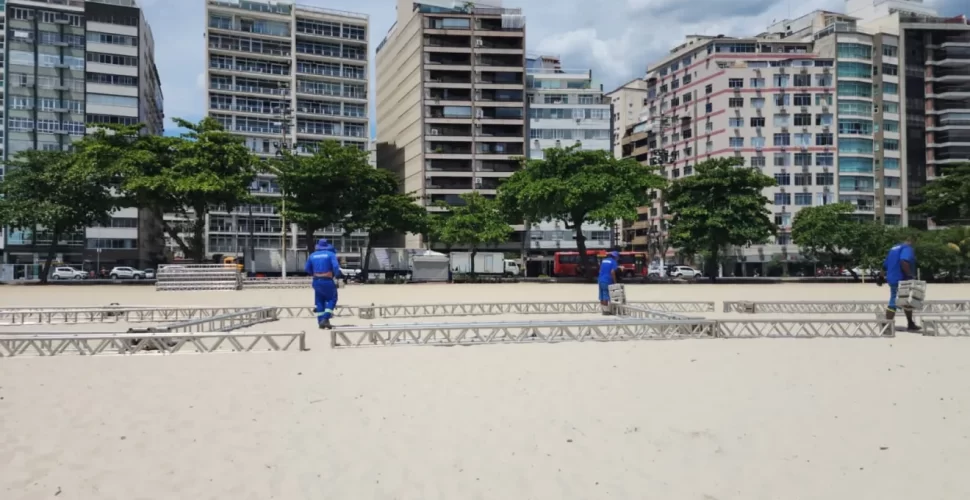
top-left (3, 283), bottom-right (970, 499)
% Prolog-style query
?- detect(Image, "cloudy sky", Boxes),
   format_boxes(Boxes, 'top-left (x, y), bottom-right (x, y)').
top-left (141, 0), bottom-right (969, 136)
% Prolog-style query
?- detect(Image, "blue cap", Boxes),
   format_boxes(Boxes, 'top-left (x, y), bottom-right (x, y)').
top-left (315, 239), bottom-right (334, 251)
top-left (610, 251), bottom-right (619, 258)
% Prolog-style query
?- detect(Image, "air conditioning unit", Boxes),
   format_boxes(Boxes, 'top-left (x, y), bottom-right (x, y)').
top-left (430, 129), bottom-right (439, 135)
top-left (475, 39), bottom-right (483, 47)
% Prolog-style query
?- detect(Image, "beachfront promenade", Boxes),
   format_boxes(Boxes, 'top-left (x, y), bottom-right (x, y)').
top-left (2, 283), bottom-right (970, 499)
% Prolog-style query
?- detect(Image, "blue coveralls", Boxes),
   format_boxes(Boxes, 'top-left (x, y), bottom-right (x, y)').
top-left (884, 242), bottom-right (916, 312)
top-left (305, 239), bottom-right (342, 325)
top-left (598, 255), bottom-right (618, 302)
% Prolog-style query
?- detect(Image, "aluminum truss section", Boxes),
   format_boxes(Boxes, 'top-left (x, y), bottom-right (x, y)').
top-left (723, 300), bottom-right (970, 314)
top-left (716, 319), bottom-right (892, 338)
top-left (156, 264), bottom-right (241, 292)
top-left (614, 304), bottom-right (697, 321)
top-left (132, 307), bottom-right (280, 334)
top-left (331, 318), bottom-right (718, 348)
top-left (368, 301), bottom-right (715, 318)
top-left (242, 278), bottom-right (313, 289)
top-left (921, 318), bottom-right (970, 337)
top-left (0, 331), bottom-right (305, 357)
top-left (0, 306), bottom-right (271, 326)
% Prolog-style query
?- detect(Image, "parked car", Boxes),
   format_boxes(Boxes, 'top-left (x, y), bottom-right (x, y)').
top-left (143, 269), bottom-right (156, 279)
top-left (670, 265), bottom-right (701, 279)
top-left (50, 267), bottom-right (86, 280)
top-left (109, 267), bottom-right (147, 280)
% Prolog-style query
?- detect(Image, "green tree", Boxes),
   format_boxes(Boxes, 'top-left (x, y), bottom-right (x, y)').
top-left (342, 169), bottom-right (429, 280)
top-left (665, 157), bottom-right (776, 280)
top-left (791, 202), bottom-right (857, 266)
top-left (434, 192), bottom-right (511, 274)
top-left (498, 146), bottom-right (666, 276)
top-left (271, 140), bottom-right (372, 254)
top-left (0, 150), bottom-right (119, 282)
top-left (911, 163), bottom-right (970, 226)
top-left (90, 118), bottom-right (255, 262)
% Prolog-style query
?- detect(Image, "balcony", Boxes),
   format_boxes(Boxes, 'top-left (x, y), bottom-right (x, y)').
top-left (425, 35), bottom-right (472, 52)
top-left (427, 88), bottom-right (472, 103)
top-left (426, 53), bottom-right (472, 70)
top-left (476, 18), bottom-right (523, 33)
top-left (208, 19), bottom-right (291, 38)
top-left (478, 178), bottom-right (504, 190)
top-left (427, 142), bottom-right (473, 155)
top-left (478, 108), bottom-right (524, 121)
top-left (426, 70), bottom-right (472, 86)
top-left (207, 37), bottom-right (291, 60)
top-left (475, 37), bottom-right (524, 52)
top-left (477, 89), bottom-right (523, 103)
top-left (427, 159), bottom-right (473, 173)
top-left (211, 82), bottom-right (288, 97)
top-left (478, 124), bottom-right (524, 138)
top-left (426, 178), bottom-right (473, 191)
top-left (428, 125), bottom-right (472, 138)
top-left (428, 194), bottom-right (471, 207)
top-left (476, 54), bottom-right (523, 70)
top-left (476, 71), bottom-right (524, 87)
top-left (477, 159), bottom-right (519, 174)
top-left (478, 143), bottom-right (523, 156)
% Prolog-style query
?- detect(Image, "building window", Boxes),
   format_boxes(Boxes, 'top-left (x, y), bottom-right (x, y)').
top-left (815, 152), bottom-right (834, 166)
top-left (774, 153), bottom-right (789, 167)
top-left (815, 113), bottom-right (834, 126)
top-left (794, 113), bottom-right (812, 126)
top-left (773, 74), bottom-right (789, 87)
top-left (88, 94), bottom-right (138, 108)
top-left (793, 74), bottom-right (811, 87)
top-left (729, 137), bottom-right (744, 148)
top-left (750, 116), bottom-right (765, 127)
top-left (815, 133), bottom-right (833, 146)
top-left (773, 133), bottom-right (790, 146)
top-left (883, 63), bottom-right (898, 76)
top-left (728, 97), bottom-right (744, 108)
top-left (837, 43), bottom-right (872, 60)
top-left (793, 93), bottom-right (811, 106)
top-left (794, 172), bottom-right (812, 185)
top-left (87, 32), bottom-right (138, 46)
top-left (750, 78), bottom-right (765, 88)
top-left (883, 82), bottom-right (898, 95)
top-left (87, 73), bottom-right (138, 86)
top-left (729, 78), bottom-right (744, 88)
top-left (87, 52), bottom-right (138, 66)
top-left (774, 172), bottom-right (791, 185)
top-left (751, 98), bottom-right (765, 109)
top-left (773, 114), bottom-right (790, 127)
top-left (87, 239), bottom-right (138, 250)
top-left (705, 102), bottom-right (713, 113)
top-left (774, 93), bottom-right (790, 106)
top-left (705, 84), bottom-right (713, 94)
top-left (750, 156), bottom-right (766, 167)
top-left (837, 81), bottom-right (873, 98)
top-left (884, 138), bottom-right (899, 151)
top-left (774, 192), bottom-right (792, 205)
top-left (794, 193), bottom-right (813, 206)
top-left (816, 172), bottom-right (834, 185)
top-left (794, 153), bottom-right (812, 166)
top-left (882, 45), bottom-right (898, 58)
top-left (729, 117), bottom-right (744, 127)
top-left (883, 120), bottom-right (900, 132)
top-left (751, 137), bottom-right (766, 148)
top-left (775, 214), bottom-right (792, 227)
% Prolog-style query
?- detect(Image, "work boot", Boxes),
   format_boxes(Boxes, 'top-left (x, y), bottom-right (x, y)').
top-left (318, 319), bottom-right (333, 330)
top-left (885, 308), bottom-right (896, 321)
top-left (904, 309), bottom-right (921, 332)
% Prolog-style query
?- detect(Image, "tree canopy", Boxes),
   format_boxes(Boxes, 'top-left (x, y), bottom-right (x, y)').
top-left (665, 157), bottom-right (776, 279)
top-left (433, 192), bottom-right (511, 273)
top-left (0, 150), bottom-right (119, 281)
top-left (270, 140), bottom-right (373, 254)
top-left (791, 202), bottom-right (857, 265)
top-left (498, 146), bottom-right (665, 274)
top-left (912, 163), bottom-right (970, 226)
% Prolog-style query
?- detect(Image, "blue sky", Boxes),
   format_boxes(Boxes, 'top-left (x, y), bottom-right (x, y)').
top-left (146, 0), bottom-right (967, 138)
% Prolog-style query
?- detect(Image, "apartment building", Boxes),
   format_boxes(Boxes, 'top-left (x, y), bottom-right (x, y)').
top-left (375, 0), bottom-right (527, 249)
top-left (0, 6), bottom-right (6, 260)
top-left (2, 0), bottom-right (164, 270)
top-left (204, 0), bottom-right (370, 262)
top-left (606, 78), bottom-right (647, 159)
top-left (524, 54), bottom-right (612, 270)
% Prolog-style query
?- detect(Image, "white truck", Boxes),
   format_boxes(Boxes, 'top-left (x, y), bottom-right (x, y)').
top-left (449, 252), bottom-right (520, 276)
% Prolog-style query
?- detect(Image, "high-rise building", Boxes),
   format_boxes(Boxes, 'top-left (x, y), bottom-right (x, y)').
top-left (2, 0), bottom-right (164, 270)
top-left (621, 1), bottom-right (970, 273)
top-left (606, 78), bottom-right (647, 159)
top-left (524, 54), bottom-right (612, 272)
top-left (376, 0), bottom-right (527, 249)
top-left (203, 0), bottom-right (370, 263)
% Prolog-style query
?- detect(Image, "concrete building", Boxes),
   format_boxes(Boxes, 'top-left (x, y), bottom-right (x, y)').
top-left (621, 0), bottom-right (969, 273)
top-left (375, 0), bottom-right (527, 249)
top-left (606, 78), bottom-right (647, 159)
top-left (203, 0), bottom-right (370, 262)
top-left (2, 0), bottom-right (164, 270)
top-left (523, 54), bottom-right (612, 272)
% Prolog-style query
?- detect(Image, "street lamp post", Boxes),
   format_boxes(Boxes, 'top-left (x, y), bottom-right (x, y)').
top-left (273, 80), bottom-right (292, 278)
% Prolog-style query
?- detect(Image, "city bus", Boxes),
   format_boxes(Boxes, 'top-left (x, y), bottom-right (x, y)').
top-left (552, 251), bottom-right (648, 277)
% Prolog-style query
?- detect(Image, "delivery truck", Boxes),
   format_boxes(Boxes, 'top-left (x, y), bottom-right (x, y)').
top-left (449, 252), bottom-right (520, 276)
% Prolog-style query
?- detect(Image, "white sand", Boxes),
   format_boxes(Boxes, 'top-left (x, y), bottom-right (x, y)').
top-left (3, 283), bottom-right (970, 499)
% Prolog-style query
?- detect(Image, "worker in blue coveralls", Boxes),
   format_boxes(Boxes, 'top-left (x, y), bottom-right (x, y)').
top-left (598, 250), bottom-right (619, 315)
top-left (883, 236), bottom-right (920, 332)
top-left (305, 239), bottom-right (342, 330)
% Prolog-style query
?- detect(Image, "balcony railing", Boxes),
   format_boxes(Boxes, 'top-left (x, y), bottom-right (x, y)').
top-left (211, 82), bottom-right (288, 96)
top-left (208, 41), bottom-right (291, 58)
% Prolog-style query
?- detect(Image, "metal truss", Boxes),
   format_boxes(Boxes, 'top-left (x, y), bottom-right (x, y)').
top-left (723, 300), bottom-right (970, 314)
top-left (331, 318), bottom-right (718, 348)
top-left (127, 307), bottom-right (280, 334)
top-left (0, 331), bottom-right (305, 357)
top-left (716, 319), bottom-right (892, 338)
top-left (921, 319), bottom-right (970, 337)
top-left (614, 304), bottom-right (697, 321)
top-left (0, 306), bottom-right (278, 326)
top-left (242, 278), bottom-right (313, 289)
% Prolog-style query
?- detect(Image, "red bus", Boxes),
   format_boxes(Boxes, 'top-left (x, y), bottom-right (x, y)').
top-left (553, 251), bottom-right (648, 277)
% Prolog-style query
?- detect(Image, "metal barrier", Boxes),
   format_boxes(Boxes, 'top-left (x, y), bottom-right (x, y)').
top-left (155, 264), bottom-right (242, 291)
top-left (0, 331), bottom-right (305, 357)
top-left (331, 318), bottom-right (719, 348)
top-left (242, 277), bottom-right (313, 289)
top-left (921, 317), bottom-right (970, 337)
top-left (723, 300), bottom-right (970, 314)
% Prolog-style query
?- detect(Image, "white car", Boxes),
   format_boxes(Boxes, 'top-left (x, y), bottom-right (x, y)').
top-left (109, 266), bottom-right (147, 280)
top-left (670, 266), bottom-right (700, 278)
top-left (50, 267), bottom-right (86, 280)
top-left (143, 269), bottom-right (156, 279)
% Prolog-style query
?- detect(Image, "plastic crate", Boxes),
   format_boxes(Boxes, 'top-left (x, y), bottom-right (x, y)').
top-left (897, 280), bottom-right (927, 310)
